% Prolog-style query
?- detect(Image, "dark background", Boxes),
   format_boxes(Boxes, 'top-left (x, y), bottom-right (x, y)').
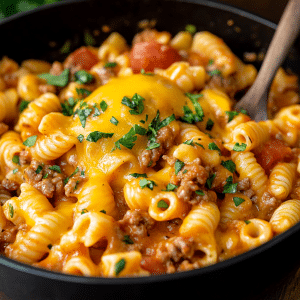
top-left (0, 0), bottom-right (289, 24)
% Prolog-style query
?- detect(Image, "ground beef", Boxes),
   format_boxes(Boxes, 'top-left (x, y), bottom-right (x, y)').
top-left (24, 160), bottom-right (64, 199)
top-left (258, 191), bottom-right (281, 220)
top-left (1, 178), bottom-right (19, 191)
top-left (38, 84), bottom-right (56, 94)
top-left (64, 173), bottom-right (84, 197)
top-left (237, 177), bottom-right (255, 199)
top-left (50, 61), bottom-right (64, 76)
top-left (155, 236), bottom-right (197, 273)
top-left (132, 29), bottom-right (158, 45)
top-left (19, 150), bottom-right (31, 166)
top-left (118, 209), bottom-right (156, 239)
top-left (166, 157), bottom-right (209, 205)
top-left (92, 66), bottom-right (115, 85)
top-left (139, 126), bottom-right (176, 168)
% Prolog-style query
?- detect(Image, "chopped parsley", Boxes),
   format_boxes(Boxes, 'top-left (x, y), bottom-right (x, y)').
top-left (12, 155), bottom-right (20, 165)
top-left (139, 178), bottom-right (157, 190)
top-left (77, 134), bottom-right (84, 143)
top-left (174, 159), bottom-right (185, 175)
top-left (75, 106), bottom-right (93, 128)
top-left (8, 203), bottom-right (14, 218)
top-left (48, 165), bottom-right (61, 173)
top-left (110, 116), bottom-right (119, 125)
top-left (208, 69), bottom-right (222, 77)
top-left (195, 190), bottom-right (205, 196)
top-left (183, 138), bottom-right (204, 148)
top-left (221, 160), bottom-right (236, 173)
top-left (12, 168), bottom-right (18, 174)
top-left (112, 125), bottom-right (146, 151)
top-left (233, 142), bottom-right (247, 152)
top-left (86, 131), bottom-right (114, 143)
top-left (157, 200), bottom-right (169, 209)
top-left (38, 69), bottom-right (70, 87)
top-left (100, 100), bottom-right (108, 112)
top-left (115, 258), bottom-right (126, 276)
top-left (233, 197), bottom-right (245, 207)
top-left (163, 183), bottom-right (178, 191)
top-left (81, 208), bottom-right (88, 214)
top-left (61, 97), bottom-right (78, 116)
top-left (75, 70), bottom-right (94, 84)
top-left (141, 69), bottom-right (154, 76)
top-left (121, 93), bottom-right (145, 115)
top-left (122, 235), bottom-right (134, 245)
top-left (226, 111), bottom-right (239, 122)
top-left (129, 173), bottom-right (147, 178)
top-left (35, 165), bottom-right (43, 174)
top-left (181, 93), bottom-right (204, 123)
top-left (104, 62), bottom-right (117, 68)
top-left (185, 24), bottom-right (197, 35)
top-left (23, 135), bottom-right (37, 147)
top-left (64, 167), bottom-right (79, 185)
top-left (19, 100), bottom-right (30, 112)
top-left (223, 176), bottom-right (238, 194)
top-left (208, 142), bottom-right (221, 154)
top-left (206, 118), bottom-right (214, 131)
top-left (206, 173), bottom-right (216, 189)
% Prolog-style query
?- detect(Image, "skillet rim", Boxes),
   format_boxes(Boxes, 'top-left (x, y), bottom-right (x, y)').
top-left (0, 0), bottom-right (298, 286)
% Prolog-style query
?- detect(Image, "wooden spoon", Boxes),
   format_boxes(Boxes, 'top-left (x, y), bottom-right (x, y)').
top-left (235, 0), bottom-right (300, 121)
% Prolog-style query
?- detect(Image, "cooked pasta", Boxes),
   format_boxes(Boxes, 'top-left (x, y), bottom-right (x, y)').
top-left (0, 26), bottom-right (300, 277)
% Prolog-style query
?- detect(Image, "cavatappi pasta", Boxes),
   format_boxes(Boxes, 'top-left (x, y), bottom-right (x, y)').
top-left (0, 26), bottom-right (300, 277)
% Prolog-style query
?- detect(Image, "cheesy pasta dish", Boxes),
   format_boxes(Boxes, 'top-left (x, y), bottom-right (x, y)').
top-left (0, 26), bottom-right (300, 277)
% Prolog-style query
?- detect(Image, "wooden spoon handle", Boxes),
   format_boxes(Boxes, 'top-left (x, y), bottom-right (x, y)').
top-left (236, 0), bottom-right (300, 114)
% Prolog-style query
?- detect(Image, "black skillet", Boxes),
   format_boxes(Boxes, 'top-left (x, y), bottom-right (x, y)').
top-left (1, 0), bottom-right (300, 299)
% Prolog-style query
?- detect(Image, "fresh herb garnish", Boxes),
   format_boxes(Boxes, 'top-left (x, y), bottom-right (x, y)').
top-left (157, 200), bottom-right (169, 209)
top-left (115, 258), bottom-right (126, 276)
top-left (38, 69), bottom-right (70, 87)
top-left (104, 62), bottom-right (117, 68)
top-left (208, 69), bottom-right (222, 77)
top-left (110, 116), bottom-right (119, 125)
top-left (19, 100), bottom-right (30, 112)
top-left (75, 107), bottom-right (93, 128)
top-left (139, 178), bottom-right (157, 190)
top-left (121, 93), bottom-right (145, 115)
top-left (174, 159), bottom-right (185, 175)
top-left (100, 100), bottom-right (108, 112)
top-left (185, 24), bottom-right (197, 35)
top-left (64, 167), bottom-right (79, 185)
top-left (8, 203), bottom-right (14, 218)
top-left (76, 88), bottom-right (92, 97)
top-left (233, 142), bottom-right (247, 152)
top-left (129, 173), bottom-right (148, 178)
top-left (75, 70), bottom-right (94, 84)
top-left (163, 183), bottom-right (178, 191)
top-left (226, 111), bottom-right (239, 122)
top-left (23, 135), bottom-right (37, 147)
top-left (206, 118), bottom-right (214, 131)
top-left (12, 155), bottom-right (20, 165)
top-left (48, 165), bottom-right (61, 173)
top-left (36, 165), bottom-right (43, 174)
top-left (122, 235), bottom-right (134, 245)
top-left (77, 134), bottom-right (84, 143)
top-left (206, 173), bottom-right (216, 189)
top-left (223, 176), bottom-right (238, 194)
top-left (208, 142), bottom-right (221, 154)
top-left (233, 197), bottom-right (245, 207)
top-left (181, 93), bottom-right (204, 123)
top-left (86, 131), bottom-right (114, 143)
top-left (61, 97), bottom-right (78, 116)
top-left (221, 160), bottom-right (236, 173)
top-left (195, 190), bottom-right (205, 196)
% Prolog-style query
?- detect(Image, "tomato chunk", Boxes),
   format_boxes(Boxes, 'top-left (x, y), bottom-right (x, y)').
top-left (257, 139), bottom-right (292, 174)
top-left (64, 46), bottom-right (98, 71)
top-left (140, 256), bottom-right (166, 275)
top-left (130, 41), bottom-right (181, 73)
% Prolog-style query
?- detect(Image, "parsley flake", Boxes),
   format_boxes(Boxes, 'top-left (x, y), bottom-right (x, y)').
top-left (86, 131), bottom-right (114, 143)
top-left (139, 178), bottom-right (157, 190)
top-left (233, 197), bottom-right (245, 207)
top-left (121, 93), bottom-right (145, 115)
top-left (75, 70), bottom-right (94, 84)
top-left (174, 159), bottom-right (185, 175)
top-left (221, 160), bottom-right (236, 173)
top-left (23, 135), bottom-right (37, 147)
top-left (233, 142), bottom-right (247, 152)
top-left (115, 258), bottom-right (126, 276)
top-left (157, 200), bottom-right (169, 209)
top-left (223, 176), bottom-right (238, 194)
top-left (38, 69), bottom-right (70, 87)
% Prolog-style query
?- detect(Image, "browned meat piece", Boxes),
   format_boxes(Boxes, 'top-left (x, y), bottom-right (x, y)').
top-left (139, 126), bottom-right (176, 168)
top-left (132, 29), bottom-right (158, 45)
top-left (19, 150), bottom-right (31, 166)
top-left (64, 173), bottom-right (85, 197)
top-left (258, 191), bottom-right (281, 220)
top-left (50, 61), bottom-right (64, 76)
top-left (92, 66), bottom-right (115, 85)
top-left (166, 157), bottom-right (209, 205)
top-left (118, 209), bottom-right (156, 239)
top-left (155, 236), bottom-right (197, 273)
top-left (38, 84), bottom-right (57, 94)
top-left (1, 179), bottom-right (19, 191)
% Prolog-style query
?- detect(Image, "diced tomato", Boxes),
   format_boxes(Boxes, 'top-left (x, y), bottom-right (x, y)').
top-left (129, 41), bottom-right (181, 73)
top-left (64, 46), bottom-right (98, 71)
top-left (140, 256), bottom-right (166, 275)
top-left (256, 139), bottom-right (292, 174)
